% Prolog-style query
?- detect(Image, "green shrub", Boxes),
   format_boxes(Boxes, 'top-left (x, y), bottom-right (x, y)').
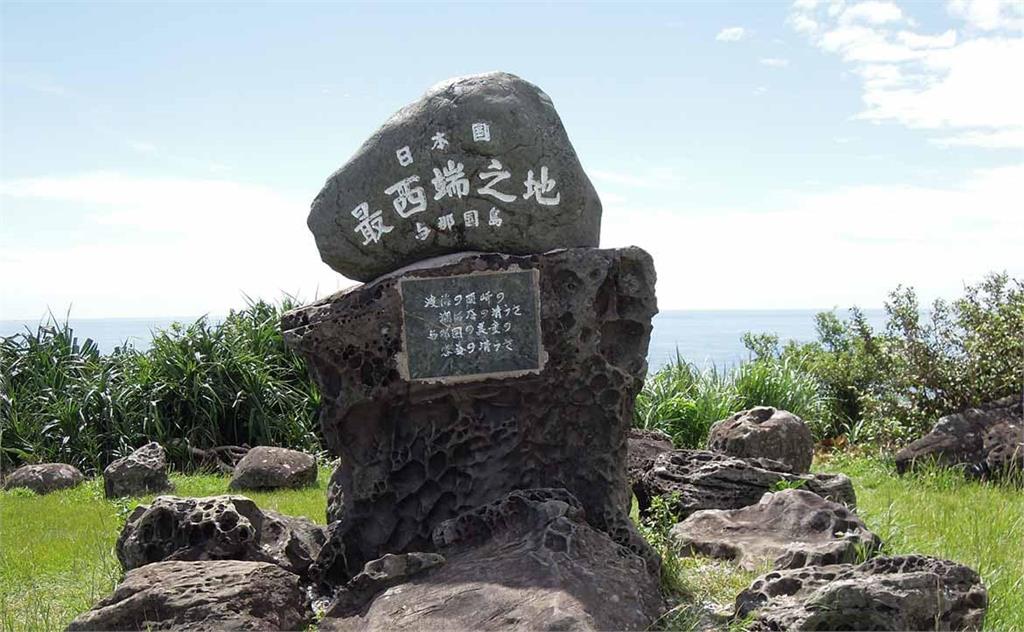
top-left (744, 272), bottom-right (1023, 444)
top-left (0, 298), bottom-right (321, 473)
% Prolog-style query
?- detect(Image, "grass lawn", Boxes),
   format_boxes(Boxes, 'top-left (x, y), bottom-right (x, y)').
top-left (2, 457), bottom-right (1022, 631)
top-left (0, 468), bottom-right (331, 631)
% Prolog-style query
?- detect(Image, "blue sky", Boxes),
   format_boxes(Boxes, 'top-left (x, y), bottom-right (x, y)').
top-left (2, 1), bottom-right (1022, 318)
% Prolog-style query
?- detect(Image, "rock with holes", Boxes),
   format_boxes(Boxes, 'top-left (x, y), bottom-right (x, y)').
top-left (626, 428), bottom-right (674, 500)
top-left (707, 406), bottom-right (815, 474)
top-left (896, 396), bottom-right (1023, 480)
top-left (229, 446), bottom-right (318, 490)
top-left (635, 449), bottom-right (856, 519)
top-left (67, 560), bottom-right (311, 631)
top-left (283, 247), bottom-right (658, 584)
top-left (307, 71), bottom-right (601, 282)
top-left (116, 495), bottom-right (325, 577)
top-left (320, 489), bottom-right (665, 631)
top-left (3, 463), bottom-right (84, 494)
top-left (103, 442), bottom-right (173, 498)
top-left (670, 489), bottom-right (880, 571)
top-left (734, 555), bottom-right (988, 631)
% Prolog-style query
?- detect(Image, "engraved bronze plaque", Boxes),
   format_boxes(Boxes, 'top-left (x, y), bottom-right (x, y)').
top-left (399, 269), bottom-right (543, 381)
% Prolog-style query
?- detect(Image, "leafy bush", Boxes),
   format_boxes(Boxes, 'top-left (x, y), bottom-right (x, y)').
top-left (0, 299), bottom-right (321, 473)
top-left (745, 272), bottom-right (1023, 444)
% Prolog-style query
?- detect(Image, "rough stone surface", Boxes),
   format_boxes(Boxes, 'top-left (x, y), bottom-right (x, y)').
top-left (324, 552), bottom-right (446, 619)
top-left (627, 428), bottom-right (674, 500)
top-left (103, 442), bottom-right (173, 498)
top-left (229, 446), bottom-right (318, 490)
top-left (670, 489), bottom-right (880, 571)
top-left (67, 560), bottom-right (311, 631)
top-left (320, 489), bottom-right (665, 631)
top-left (707, 406), bottom-right (815, 474)
top-left (283, 247), bottom-right (658, 584)
top-left (896, 396), bottom-right (1023, 480)
top-left (308, 72), bottom-right (602, 282)
top-left (735, 555), bottom-right (988, 631)
top-left (2, 463), bottom-right (84, 494)
top-left (116, 495), bottom-right (325, 577)
top-left (635, 449), bottom-right (856, 520)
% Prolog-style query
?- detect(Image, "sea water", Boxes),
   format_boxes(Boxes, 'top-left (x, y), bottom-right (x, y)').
top-left (0, 309), bottom-right (887, 372)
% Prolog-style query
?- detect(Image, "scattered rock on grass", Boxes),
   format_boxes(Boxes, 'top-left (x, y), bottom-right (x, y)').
top-left (67, 560), bottom-right (311, 631)
top-left (320, 488), bottom-right (666, 631)
top-left (229, 446), bottom-right (318, 491)
top-left (735, 555), bottom-right (988, 631)
top-left (103, 441), bottom-right (173, 498)
top-left (708, 406), bottom-right (815, 474)
top-left (627, 427), bottom-right (674, 497)
top-left (635, 449), bottom-right (855, 520)
top-left (670, 488), bottom-right (880, 571)
top-left (2, 463), bottom-right (84, 494)
top-left (896, 396), bottom-right (1023, 480)
top-left (117, 494), bottom-right (325, 576)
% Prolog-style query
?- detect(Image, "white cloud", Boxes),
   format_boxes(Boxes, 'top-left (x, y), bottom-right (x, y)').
top-left (759, 57), bottom-right (791, 67)
top-left (839, 1), bottom-right (905, 25)
top-left (0, 173), bottom-right (353, 318)
top-left (716, 26), bottom-right (748, 42)
top-left (790, 0), bottom-right (1024, 148)
top-left (600, 164), bottom-right (1024, 308)
top-left (947, 0), bottom-right (1024, 31)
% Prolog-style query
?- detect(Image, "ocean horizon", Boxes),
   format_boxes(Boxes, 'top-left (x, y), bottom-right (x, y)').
top-left (1, 309), bottom-right (888, 372)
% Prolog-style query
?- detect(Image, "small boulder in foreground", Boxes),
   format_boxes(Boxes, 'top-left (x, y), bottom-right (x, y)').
top-left (66, 560), bottom-right (311, 631)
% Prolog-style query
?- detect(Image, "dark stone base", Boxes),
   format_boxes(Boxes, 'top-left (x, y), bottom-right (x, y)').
top-left (283, 247), bottom-right (659, 584)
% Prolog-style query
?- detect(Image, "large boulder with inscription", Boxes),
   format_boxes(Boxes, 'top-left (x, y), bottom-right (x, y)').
top-left (229, 446), bottom-right (318, 490)
top-left (3, 463), bottom-right (84, 494)
top-left (634, 449), bottom-right (856, 519)
top-left (734, 555), bottom-right (988, 631)
top-left (670, 489), bottom-right (880, 571)
top-left (116, 494), bottom-right (325, 576)
top-left (308, 71), bottom-right (602, 281)
top-left (283, 247), bottom-right (658, 584)
top-left (103, 441), bottom-right (173, 498)
top-left (320, 488), bottom-right (665, 631)
top-left (707, 406), bottom-right (815, 474)
top-left (67, 560), bottom-right (311, 631)
top-left (895, 396), bottom-right (1023, 480)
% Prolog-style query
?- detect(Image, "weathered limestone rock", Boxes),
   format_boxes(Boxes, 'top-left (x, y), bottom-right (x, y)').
top-left (3, 463), bottom-right (84, 494)
top-left (735, 555), bottom-right (988, 631)
top-left (308, 72), bottom-right (602, 281)
top-left (103, 442), bottom-right (173, 498)
top-left (670, 489), bottom-right (880, 570)
top-left (635, 449), bottom-right (856, 519)
top-left (67, 560), bottom-right (311, 631)
top-left (229, 446), bottom-right (317, 490)
top-left (627, 427), bottom-right (674, 499)
top-left (320, 489), bottom-right (666, 631)
top-left (707, 406), bottom-right (815, 474)
top-left (116, 495), bottom-right (324, 577)
top-left (324, 552), bottom-right (446, 619)
top-left (283, 247), bottom-right (657, 584)
top-left (896, 396), bottom-right (1023, 480)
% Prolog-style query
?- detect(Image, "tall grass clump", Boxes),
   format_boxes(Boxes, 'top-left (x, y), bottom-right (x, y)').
top-left (635, 353), bottom-right (827, 448)
top-left (0, 298), bottom-right (320, 473)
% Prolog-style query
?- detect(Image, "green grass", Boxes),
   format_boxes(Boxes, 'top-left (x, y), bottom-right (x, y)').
top-left (817, 452), bottom-right (1024, 632)
top-left (2, 457), bottom-right (1022, 631)
top-left (0, 468), bottom-right (331, 631)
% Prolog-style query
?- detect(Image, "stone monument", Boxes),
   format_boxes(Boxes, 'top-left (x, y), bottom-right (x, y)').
top-left (284, 72), bottom-right (663, 626)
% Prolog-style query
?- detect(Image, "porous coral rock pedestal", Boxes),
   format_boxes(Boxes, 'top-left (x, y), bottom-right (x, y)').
top-left (283, 246), bottom-right (658, 584)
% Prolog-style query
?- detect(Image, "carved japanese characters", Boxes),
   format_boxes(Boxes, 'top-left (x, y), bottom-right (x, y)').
top-left (308, 72), bottom-right (602, 281)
